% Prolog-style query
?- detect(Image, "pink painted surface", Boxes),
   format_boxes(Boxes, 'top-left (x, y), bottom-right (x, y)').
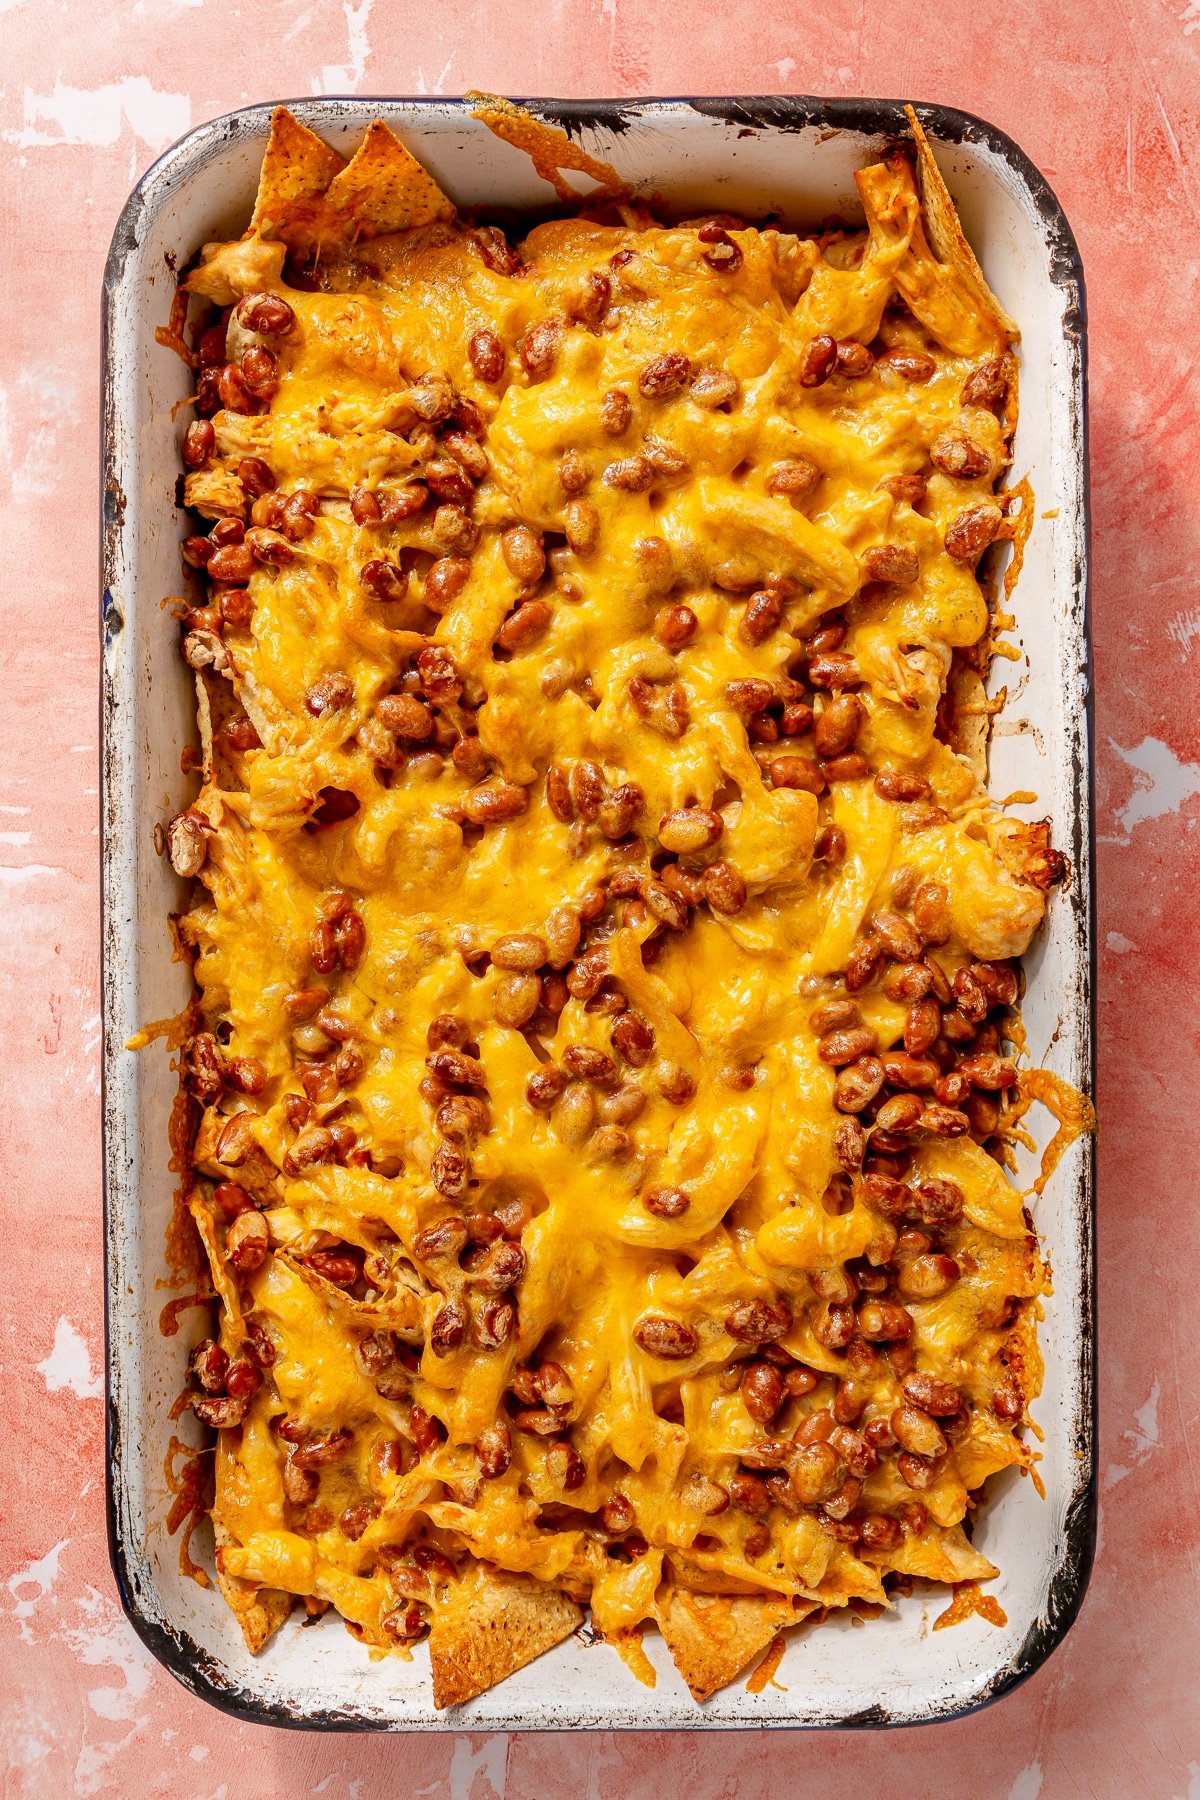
top-left (2, 1), bottom-right (1198, 1793)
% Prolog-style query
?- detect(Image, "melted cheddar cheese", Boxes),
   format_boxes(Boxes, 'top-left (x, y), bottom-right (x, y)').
top-left (163, 106), bottom-right (1073, 1706)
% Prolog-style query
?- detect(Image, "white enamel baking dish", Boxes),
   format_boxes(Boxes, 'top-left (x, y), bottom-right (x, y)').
top-left (101, 95), bottom-right (1093, 1731)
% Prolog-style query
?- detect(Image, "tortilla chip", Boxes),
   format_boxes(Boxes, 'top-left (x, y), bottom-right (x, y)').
top-left (905, 105), bottom-right (1017, 346)
top-left (252, 106), bottom-right (346, 238)
top-left (321, 119), bottom-right (456, 239)
top-left (212, 1517), bottom-right (293, 1654)
top-left (943, 661), bottom-right (991, 779)
top-left (656, 1590), bottom-right (797, 1703)
top-left (468, 92), bottom-right (628, 203)
top-left (197, 666), bottom-right (256, 790)
top-left (183, 466), bottom-right (246, 520)
top-left (192, 1104), bottom-right (280, 1196)
top-left (253, 109), bottom-right (456, 255)
top-left (428, 1562), bottom-right (583, 1708)
top-left (991, 814), bottom-right (1070, 891)
top-left (879, 1521), bottom-right (999, 1585)
top-left (284, 1250), bottom-right (425, 1341)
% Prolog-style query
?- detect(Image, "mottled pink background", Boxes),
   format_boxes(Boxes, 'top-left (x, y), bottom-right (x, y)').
top-left (3, 1), bottom-right (1198, 1794)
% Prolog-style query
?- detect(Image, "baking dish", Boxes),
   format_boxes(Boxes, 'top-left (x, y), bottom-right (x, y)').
top-left (101, 94), bottom-right (1093, 1731)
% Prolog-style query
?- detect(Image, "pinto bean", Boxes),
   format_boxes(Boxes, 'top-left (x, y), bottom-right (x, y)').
top-left (633, 1316), bottom-right (697, 1359)
top-left (857, 1300), bottom-right (913, 1342)
top-left (612, 1011), bottom-right (655, 1066)
top-left (957, 1053), bottom-right (1017, 1090)
top-left (725, 1298), bottom-right (792, 1343)
top-left (790, 1442), bottom-right (845, 1503)
top-left (834, 1056), bottom-right (884, 1112)
top-left (972, 960), bottom-right (1021, 1007)
top-left (962, 357), bottom-right (1008, 409)
top-left (518, 317), bottom-right (562, 380)
top-left (601, 1492), bottom-right (635, 1535)
top-left (638, 352), bottom-right (692, 398)
top-left (641, 879), bottom-right (690, 932)
top-left (930, 430), bottom-right (991, 479)
top-left (430, 1299), bottom-right (469, 1354)
top-left (741, 1362), bottom-right (784, 1423)
top-left (497, 599), bottom-right (553, 653)
top-left (658, 807), bottom-right (723, 855)
top-left (436, 1094), bottom-right (489, 1144)
top-left (183, 419), bottom-right (215, 467)
top-left (603, 456), bottom-right (654, 493)
top-left (876, 1093), bottom-right (924, 1134)
top-left (876, 348), bottom-right (936, 383)
top-left (901, 1371), bottom-right (962, 1416)
top-left (897, 1253), bottom-right (960, 1300)
top-left (769, 755), bottom-right (825, 795)
top-left (891, 1404), bottom-right (947, 1459)
top-left (882, 472), bottom-right (928, 507)
top-left (701, 860), bottom-right (747, 914)
top-left (655, 603), bottom-right (698, 650)
top-left (423, 557), bottom-right (471, 613)
top-left (800, 334), bottom-right (837, 387)
top-left (464, 781), bottom-right (528, 824)
top-left (236, 292), bottom-right (295, 336)
top-left (600, 388), bottom-right (632, 434)
top-left (903, 997), bottom-right (942, 1055)
top-left (501, 525), bottom-right (547, 585)
top-left (919, 1103), bottom-right (971, 1138)
top-left (812, 1301), bottom-right (855, 1350)
top-left (836, 339), bottom-right (875, 376)
top-left (427, 1047), bottom-right (486, 1088)
top-left (862, 544), bottom-right (919, 585)
top-left (993, 1374), bottom-right (1024, 1420)
top-left (552, 1081), bottom-right (596, 1146)
top-left (818, 1026), bottom-right (878, 1068)
top-left (765, 457), bottom-right (821, 499)
top-left (563, 1044), bottom-right (617, 1084)
top-left (807, 651), bottom-right (861, 690)
top-left (882, 1052), bottom-right (940, 1091)
top-left (689, 366), bottom-right (740, 408)
top-left (814, 694), bottom-right (863, 759)
top-left (471, 1418), bottom-right (512, 1478)
top-left (742, 587), bottom-right (784, 644)
top-left (945, 502), bottom-right (1003, 563)
top-left (468, 327), bottom-right (505, 383)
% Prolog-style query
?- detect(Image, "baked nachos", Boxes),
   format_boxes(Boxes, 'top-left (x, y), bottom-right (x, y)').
top-left (153, 101), bottom-right (1090, 1708)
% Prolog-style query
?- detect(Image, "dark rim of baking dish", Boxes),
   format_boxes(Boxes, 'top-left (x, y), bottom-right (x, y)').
top-left (101, 92), bottom-right (1094, 1733)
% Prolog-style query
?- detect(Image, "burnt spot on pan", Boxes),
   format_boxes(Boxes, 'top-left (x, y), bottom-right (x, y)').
top-left (524, 99), bottom-right (641, 138)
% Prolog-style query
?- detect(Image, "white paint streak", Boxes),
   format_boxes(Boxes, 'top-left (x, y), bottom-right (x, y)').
top-left (775, 57), bottom-right (797, 80)
top-left (1110, 735), bottom-right (1200, 833)
top-left (0, 864), bottom-right (66, 882)
top-left (7, 1540), bottom-right (68, 1644)
top-left (7, 77), bottom-right (190, 150)
top-left (1168, 609), bottom-right (1200, 657)
top-left (1104, 1377), bottom-right (1162, 1489)
top-left (413, 55), bottom-right (456, 96)
top-left (1171, 1763), bottom-right (1200, 1799)
top-left (62, 1588), bottom-right (155, 1737)
top-left (1151, 86), bottom-right (1200, 228)
top-left (1181, 0), bottom-right (1200, 35)
top-left (1008, 1763), bottom-right (1044, 1800)
top-left (0, 830), bottom-right (31, 845)
top-left (1106, 931), bottom-right (1136, 953)
top-left (0, 367), bottom-right (82, 501)
top-left (36, 1317), bottom-right (103, 1400)
top-left (446, 1737), bottom-right (508, 1800)
top-left (314, 0), bottom-right (374, 92)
